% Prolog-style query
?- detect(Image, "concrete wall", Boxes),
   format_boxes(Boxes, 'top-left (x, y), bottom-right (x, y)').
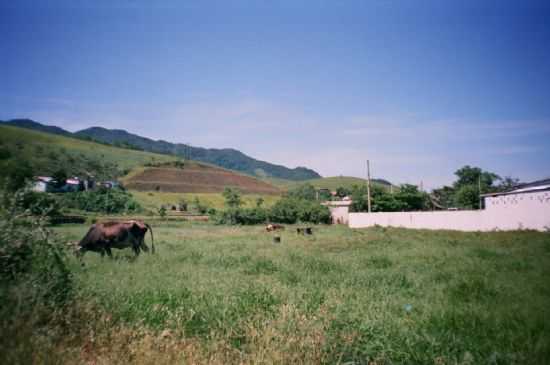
top-left (329, 206), bottom-right (350, 224)
top-left (349, 190), bottom-right (550, 232)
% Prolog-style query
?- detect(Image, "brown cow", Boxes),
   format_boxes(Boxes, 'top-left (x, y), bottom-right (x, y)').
top-left (76, 220), bottom-right (154, 259)
top-left (265, 223), bottom-right (285, 232)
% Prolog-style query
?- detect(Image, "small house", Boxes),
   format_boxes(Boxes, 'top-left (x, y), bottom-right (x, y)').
top-left (32, 176), bottom-right (54, 192)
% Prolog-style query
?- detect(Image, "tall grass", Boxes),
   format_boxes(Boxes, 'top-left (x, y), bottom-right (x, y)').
top-left (12, 223), bottom-right (550, 364)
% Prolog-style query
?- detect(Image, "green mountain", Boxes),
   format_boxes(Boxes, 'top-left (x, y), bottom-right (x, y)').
top-left (0, 124), bottom-right (178, 180)
top-left (1, 119), bottom-right (321, 181)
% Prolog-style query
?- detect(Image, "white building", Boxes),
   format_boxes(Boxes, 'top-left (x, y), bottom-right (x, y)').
top-left (348, 178), bottom-right (550, 232)
top-left (322, 199), bottom-right (353, 224)
top-left (32, 176), bottom-right (54, 192)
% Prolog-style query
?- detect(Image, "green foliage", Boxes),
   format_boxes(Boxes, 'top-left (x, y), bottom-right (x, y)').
top-left (192, 197), bottom-right (209, 214)
top-left (268, 198), bottom-right (300, 223)
top-left (394, 184), bottom-right (428, 211)
top-left (0, 157), bottom-right (33, 192)
top-left (0, 191), bottom-right (73, 309)
top-left (454, 165), bottom-right (500, 189)
top-left (454, 184), bottom-right (480, 209)
top-left (286, 183), bottom-right (317, 201)
top-left (269, 197), bottom-right (330, 224)
top-left (52, 169), bottom-right (68, 188)
top-left (215, 196), bottom-right (330, 225)
top-left (0, 125), bottom-right (177, 181)
top-left (255, 197), bottom-right (264, 208)
top-left (178, 198), bottom-right (188, 211)
top-left (431, 166), bottom-right (515, 210)
top-left (351, 184), bottom-right (428, 212)
top-left (59, 187), bottom-right (141, 214)
top-left (336, 186), bottom-right (350, 198)
top-left (158, 206), bottom-right (167, 218)
top-left (214, 207), bottom-right (268, 225)
top-left (13, 190), bottom-right (61, 217)
top-left (222, 187), bottom-right (242, 208)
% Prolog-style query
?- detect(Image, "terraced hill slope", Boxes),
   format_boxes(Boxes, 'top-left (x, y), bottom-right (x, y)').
top-left (123, 162), bottom-right (281, 194)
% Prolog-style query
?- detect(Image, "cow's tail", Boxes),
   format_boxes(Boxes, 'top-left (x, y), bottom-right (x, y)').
top-left (145, 223), bottom-right (155, 254)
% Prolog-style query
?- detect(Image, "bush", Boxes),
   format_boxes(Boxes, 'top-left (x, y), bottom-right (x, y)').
top-left (59, 187), bottom-right (141, 214)
top-left (286, 183), bottom-right (317, 201)
top-left (12, 190), bottom-right (61, 217)
top-left (0, 191), bottom-right (73, 306)
top-left (222, 187), bottom-right (242, 208)
top-left (192, 197), bottom-right (209, 214)
top-left (215, 207), bottom-right (267, 225)
top-left (268, 198), bottom-right (300, 223)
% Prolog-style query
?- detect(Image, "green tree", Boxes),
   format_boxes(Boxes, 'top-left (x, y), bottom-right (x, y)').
top-left (0, 158), bottom-right (33, 192)
top-left (52, 169), bottom-right (68, 189)
top-left (222, 187), bottom-right (242, 208)
top-left (454, 184), bottom-right (480, 209)
top-left (394, 184), bottom-right (428, 211)
top-left (286, 183), bottom-right (316, 201)
top-left (336, 186), bottom-right (351, 198)
top-left (452, 166), bottom-right (501, 209)
top-left (255, 197), bottom-right (264, 208)
top-left (454, 165), bottom-right (500, 190)
top-left (350, 184), bottom-right (369, 212)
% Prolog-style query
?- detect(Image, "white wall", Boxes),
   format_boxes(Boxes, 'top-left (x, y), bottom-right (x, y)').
top-left (329, 206), bottom-right (350, 224)
top-left (349, 190), bottom-right (550, 232)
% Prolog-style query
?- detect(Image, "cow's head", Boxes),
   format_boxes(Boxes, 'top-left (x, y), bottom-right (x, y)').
top-left (129, 220), bottom-right (148, 236)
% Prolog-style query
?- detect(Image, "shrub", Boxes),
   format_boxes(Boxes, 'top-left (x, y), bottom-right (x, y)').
top-left (269, 198), bottom-right (331, 224)
top-left (192, 197), bottom-right (209, 214)
top-left (269, 198), bottom-right (300, 223)
top-left (215, 207), bottom-right (268, 225)
top-left (0, 191), bottom-right (73, 306)
top-left (0, 158), bottom-right (33, 192)
top-left (59, 187), bottom-right (141, 214)
top-left (223, 187), bottom-right (242, 208)
top-left (286, 183), bottom-right (317, 201)
top-left (13, 190), bottom-right (61, 217)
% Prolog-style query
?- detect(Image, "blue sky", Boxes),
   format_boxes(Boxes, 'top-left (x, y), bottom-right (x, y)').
top-left (1, 0), bottom-right (549, 188)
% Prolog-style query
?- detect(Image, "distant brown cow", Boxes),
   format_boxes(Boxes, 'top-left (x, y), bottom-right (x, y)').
top-left (266, 223), bottom-right (285, 232)
top-left (76, 220), bottom-right (154, 259)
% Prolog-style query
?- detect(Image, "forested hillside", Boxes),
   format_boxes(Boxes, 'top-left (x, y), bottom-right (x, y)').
top-left (1, 119), bottom-right (321, 181)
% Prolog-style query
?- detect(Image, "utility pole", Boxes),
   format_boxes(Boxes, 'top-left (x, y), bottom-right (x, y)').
top-left (478, 174), bottom-right (482, 210)
top-left (366, 160), bottom-right (372, 213)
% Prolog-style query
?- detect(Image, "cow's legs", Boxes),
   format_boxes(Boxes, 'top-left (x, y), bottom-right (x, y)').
top-left (105, 247), bottom-right (113, 258)
top-left (138, 237), bottom-right (149, 253)
top-left (132, 241), bottom-right (141, 256)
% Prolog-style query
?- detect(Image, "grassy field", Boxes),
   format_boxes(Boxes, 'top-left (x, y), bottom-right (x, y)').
top-left (131, 190), bottom-right (281, 211)
top-left (47, 223), bottom-right (550, 364)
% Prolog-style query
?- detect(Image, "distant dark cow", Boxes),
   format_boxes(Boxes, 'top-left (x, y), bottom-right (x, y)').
top-left (266, 223), bottom-right (285, 232)
top-left (296, 227), bottom-right (313, 235)
top-left (76, 220), bottom-right (154, 259)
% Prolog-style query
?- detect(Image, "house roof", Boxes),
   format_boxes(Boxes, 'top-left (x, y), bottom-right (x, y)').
top-left (36, 176), bottom-right (53, 182)
top-left (481, 177), bottom-right (550, 197)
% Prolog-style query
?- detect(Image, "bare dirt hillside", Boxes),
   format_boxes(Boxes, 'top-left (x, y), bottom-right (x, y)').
top-left (124, 163), bottom-right (281, 194)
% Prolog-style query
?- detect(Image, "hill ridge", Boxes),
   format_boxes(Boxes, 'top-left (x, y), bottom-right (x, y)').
top-left (1, 119), bottom-right (321, 181)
